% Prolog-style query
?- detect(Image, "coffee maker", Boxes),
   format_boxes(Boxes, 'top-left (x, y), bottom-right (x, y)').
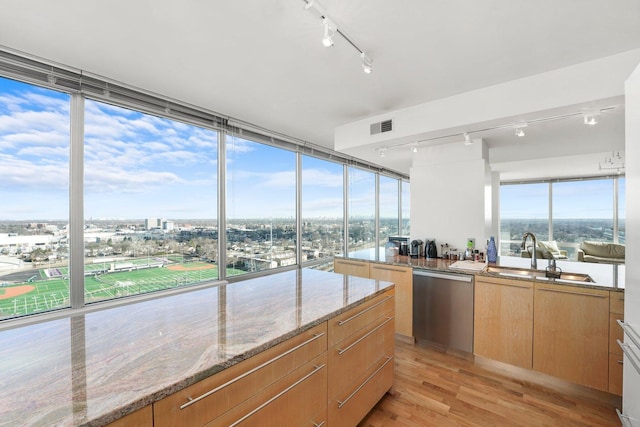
top-left (410, 239), bottom-right (424, 258)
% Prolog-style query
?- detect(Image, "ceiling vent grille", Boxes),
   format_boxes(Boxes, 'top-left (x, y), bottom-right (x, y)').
top-left (370, 119), bottom-right (393, 135)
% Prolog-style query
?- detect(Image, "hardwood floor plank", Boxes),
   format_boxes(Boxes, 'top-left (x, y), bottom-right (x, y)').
top-left (359, 339), bottom-right (621, 427)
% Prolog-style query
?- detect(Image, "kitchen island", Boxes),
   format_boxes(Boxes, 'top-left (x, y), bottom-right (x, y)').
top-left (0, 268), bottom-right (395, 426)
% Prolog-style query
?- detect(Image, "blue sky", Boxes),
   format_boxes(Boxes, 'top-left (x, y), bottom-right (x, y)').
top-left (501, 179), bottom-right (626, 220)
top-left (0, 76), bottom-right (395, 221)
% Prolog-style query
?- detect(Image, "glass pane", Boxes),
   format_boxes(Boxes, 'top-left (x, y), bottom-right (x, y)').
top-left (226, 136), bottom-right (296, 276)
top-left (499, 183), bottom-right (549, 256)
top-left (0, 77), bottom-right (70, 320)
top-left (301, 155), bottom-right (344, 261)
top-left (552, 179), bottom-right (613, 259)
top-left (618, 177), bottom-right (625, 244)
top-left (379, 176), bottom-right (399, 256)
top-left (401, 180), bottom-right (410, 236)
top-left (84, 99), bottom-right (218, 303)
top-left (348, 167), bottom-right (375, 259)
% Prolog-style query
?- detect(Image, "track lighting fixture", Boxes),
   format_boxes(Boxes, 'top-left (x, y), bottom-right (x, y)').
top-left (463, 133), bottom-right (473, 146)
top-left (302, 0), bottom-right (373, 74)
top-left (322, 19), bottom-right (334, 47)
top-left (411, 146), bottom-right (418, 153)
top-left (376, 147), bottom-right (387, 157)
top-left (515, 128), bottom-right (525, 137)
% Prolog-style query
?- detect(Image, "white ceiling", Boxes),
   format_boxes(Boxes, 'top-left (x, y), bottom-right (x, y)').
top-left (1, 0), bottom-right (639, 176)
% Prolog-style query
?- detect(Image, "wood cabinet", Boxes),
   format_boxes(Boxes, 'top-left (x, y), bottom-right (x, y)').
top-left (333, 258), bottom-right (370, 278)
top-left (533, 284), bottom-right (609, 392)
top-left (153, 322), bottom-right (328, 427)
top-left (473, 276), bottom-right (533, 369)
top-left (327, 289), bottom-right (395, 427)
top-left (333, 258), bottom-right (413, 338)
top-left (368, 263), bottom-right (413, 338)
top-left (105, 406), bottom-right (153, 427)
top-left (609, 291), bottom-right (624, 395)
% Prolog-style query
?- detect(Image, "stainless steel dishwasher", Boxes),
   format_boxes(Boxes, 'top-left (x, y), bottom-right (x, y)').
top-left (413, 270), bottom-right (474, 353)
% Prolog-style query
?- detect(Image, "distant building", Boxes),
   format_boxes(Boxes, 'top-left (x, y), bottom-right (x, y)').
top-left (145, 217), bottom-right (163, 230)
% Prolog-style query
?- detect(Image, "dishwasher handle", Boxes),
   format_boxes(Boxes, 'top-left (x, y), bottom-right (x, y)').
top-left (412, 270), bottom-right (473, 282)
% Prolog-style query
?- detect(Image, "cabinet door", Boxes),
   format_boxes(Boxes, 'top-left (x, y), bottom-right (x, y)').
top-left (333, 258), bottom-right (370, 278)
top-left (474, 277), bottom-right (533, 369)
top-left (368, 263), bottom-right (413, 337)
top-left (533, 284), bottom-right (609, 391)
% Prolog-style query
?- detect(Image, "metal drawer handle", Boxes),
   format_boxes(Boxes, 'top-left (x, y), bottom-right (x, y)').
top-left (337, 317), bottom-right (394, 355)
top-left (180, 332), bottom-right (325, 410)
top-left (336, 260), bottom-right (367, 267)
top-left (617, 340), bottom-right (640, 376)
top-left (338, 295), bottom-right (393, 326)
top-left (617, 320), bottom-right (640, 350)
top-left (313, 422), bottom-right (326, 427)
top-left (337, 355), bottom-right (393, 409)
top-left (229, 364), bottom-right (326, 427)
top-left (538, 287), bottom-right (606, 298)
top-left (493, 282), bottom-right (531, 289)
top-left (371, 265), bottom-right (408, 273)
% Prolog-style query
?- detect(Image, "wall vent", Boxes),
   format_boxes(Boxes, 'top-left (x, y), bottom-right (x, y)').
top-left (370, 119), bottom-right (393, 135)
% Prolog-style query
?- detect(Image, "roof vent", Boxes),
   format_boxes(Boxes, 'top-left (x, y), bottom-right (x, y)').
top-left (370, 119), bottom-right (393, 135)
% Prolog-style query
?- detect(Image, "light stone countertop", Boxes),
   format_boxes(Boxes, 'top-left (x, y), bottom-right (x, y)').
top-left (340, 254), bottom-right (624, 292)
top-left (0, 268), bottom-right (394, 427)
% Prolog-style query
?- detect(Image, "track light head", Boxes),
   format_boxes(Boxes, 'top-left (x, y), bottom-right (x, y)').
top-left (361, 52), bottom-right (373, 74)
top-left (583, 113), bottom-right (598, 125)
top-left (322, 19), bottom-right (334, 47)
top-left (463, 132), bottom-right (473, 146)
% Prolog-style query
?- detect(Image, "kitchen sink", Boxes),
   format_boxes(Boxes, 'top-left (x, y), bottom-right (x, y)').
top-left (484, 265), bottom-right (594, 282)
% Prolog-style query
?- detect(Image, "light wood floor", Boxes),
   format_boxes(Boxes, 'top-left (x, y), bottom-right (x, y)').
top-left (359, 339), bottom-right (621, 427)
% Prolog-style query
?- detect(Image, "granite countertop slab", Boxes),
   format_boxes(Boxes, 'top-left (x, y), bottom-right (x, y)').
top-left (0, 268), bottom-right (393, 427)
top-left (340, 254), bottom-right (624, 292)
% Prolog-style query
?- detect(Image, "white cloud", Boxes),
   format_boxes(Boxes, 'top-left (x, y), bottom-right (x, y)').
top-left (302, 168), bottom-right (343, 187)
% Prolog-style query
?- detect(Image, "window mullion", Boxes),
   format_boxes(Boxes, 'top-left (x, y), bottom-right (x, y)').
top-left (69, 94), bottom-right (85, 309)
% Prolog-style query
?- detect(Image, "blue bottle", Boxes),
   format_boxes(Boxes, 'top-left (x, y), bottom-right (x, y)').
top-left (487, 236), bottom-right (498, 263)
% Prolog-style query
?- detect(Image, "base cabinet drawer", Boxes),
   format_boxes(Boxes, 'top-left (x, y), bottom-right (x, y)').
top-left (333, 258), bottom-right (370, 278)
top-left (328, 291), bottom-right (395, 347)
top-left (328, 354), bottom-right (394, 427)
top-left (329, 315), bottom-right (394, 397)
top-left (210, 353), bottom-right (327, 427)
top-left (153, 323), bottom-right (327, 427)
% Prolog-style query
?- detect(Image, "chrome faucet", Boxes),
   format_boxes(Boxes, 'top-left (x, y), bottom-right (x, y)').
top-left (521, 232), bottom-right (537, 269)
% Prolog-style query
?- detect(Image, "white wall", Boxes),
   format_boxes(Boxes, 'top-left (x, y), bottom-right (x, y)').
top-left (410, 139), bottom-right (491, 255)
top-left (623, 59), bottom-right (640, 421)
top-left (335, 49), bottom-right (640, 152)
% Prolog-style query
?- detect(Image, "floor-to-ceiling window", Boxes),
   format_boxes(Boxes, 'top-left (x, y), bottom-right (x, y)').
top-left (301, 155), bottom-right (344, 260)
top-left (0, 77), bottom-right (71, 320)
top-left (378, 175), bottom-right (399, 254)
top-left (348, 167), bottom-right (376, 257)
top-left (225, 136), bottom-right (296, 276)
top-left (84, 99), bottom-right (219, 303)
top-left (500, 177), bottom-right (624, 259)
top-left (401, 180), bottom-right (410, 236)
top-left (0, 53), bottom-right (408, 323)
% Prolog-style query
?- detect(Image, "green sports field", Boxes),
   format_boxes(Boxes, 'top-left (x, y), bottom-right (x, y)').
top-left (0, 260), bottom-right (244, 319)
